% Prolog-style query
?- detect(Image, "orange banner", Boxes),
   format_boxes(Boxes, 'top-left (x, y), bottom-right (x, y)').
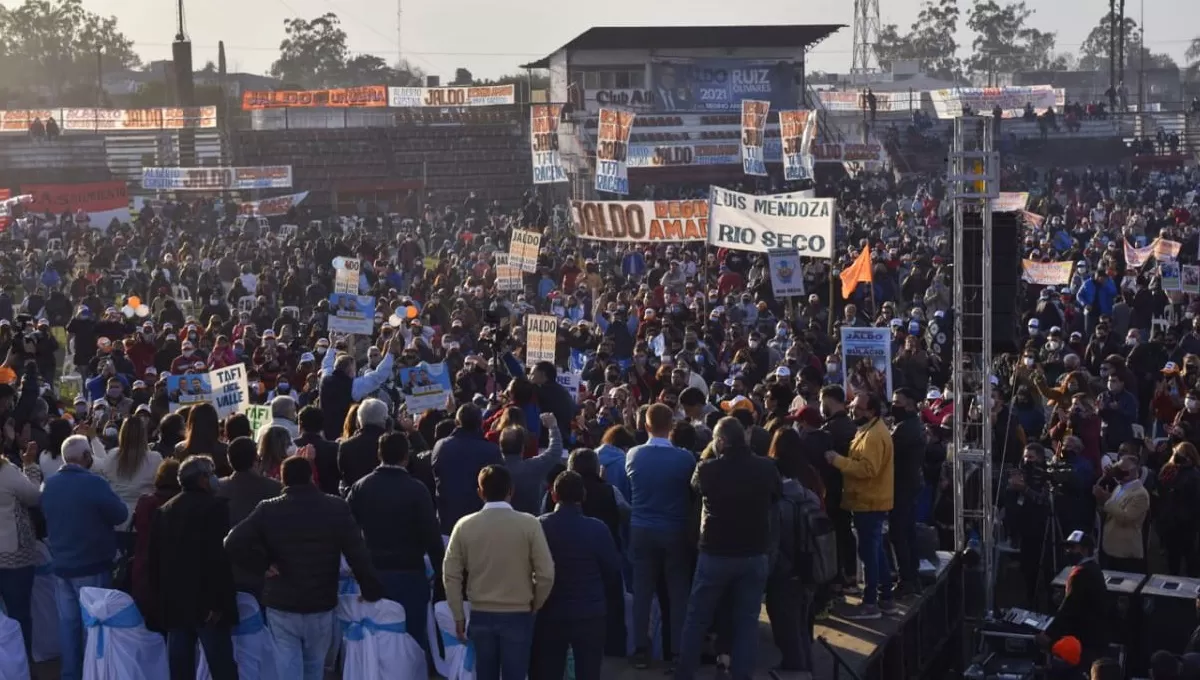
top-left (241, 87), bottom-right (388, 110)
top-left (0, 107), bottom-right (216, 131)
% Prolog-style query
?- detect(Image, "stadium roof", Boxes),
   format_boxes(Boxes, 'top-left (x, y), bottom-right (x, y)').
top-left (520, 24), bottom-right (845, 69)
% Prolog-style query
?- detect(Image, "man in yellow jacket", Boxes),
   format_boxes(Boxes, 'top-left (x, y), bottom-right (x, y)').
top-left (825, 392), bottom-right (895, 620)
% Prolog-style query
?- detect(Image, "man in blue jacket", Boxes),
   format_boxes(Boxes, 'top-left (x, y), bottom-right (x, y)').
top-left (534, 471), bottom-right (622, 680)
top-left (625, 403), bottom-right (696, 669)
top-left (1076, 270), bottom-right (1117, 336)
top-left (431, 404), bottom-right (503, 535)
top-left (41, 434), bottom-right (130, 680)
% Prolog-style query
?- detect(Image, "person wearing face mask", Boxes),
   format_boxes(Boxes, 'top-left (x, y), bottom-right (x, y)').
top-left (888, 388), bottom-right (926, 597)
top-left (170, 339), bottom-right (202, 375)
top-left (1155, 442), bottom-right (1200, 576)
top-left (199, 294), bottom-right (231, 328)
top-left (92, 376), bottom-right (134, 421)
top-left (1097, 372), bottom-right (1137, 452)
top-left (1083, 324), bottom-right (1118, 376)
top-left (146, 454), bottom-right (240, 679)
top-left (1093, 454), bottom-right (1150, 573)
top-left (824, 393), bottom-right (895, 619)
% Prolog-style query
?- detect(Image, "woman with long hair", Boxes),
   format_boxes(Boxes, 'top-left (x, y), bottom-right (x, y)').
top-left (0, 443), bottom-right (43, 655)
top-left (257, 426), bottom-right (293, 480)
top-left (1157, 442), bottom-right (1200, 576)
top-left (130, 459), bottom-right (181, 631)
top-left (342, 403), bottom-right (361, 440)
top-left (175, 402), bottom-right (231, 476)
top-left (97, 417), bottom-right (163, 534)
top-left (154, 413), bottom-right (186, 458)
top-left (38, 417), bottom-right (75, 480)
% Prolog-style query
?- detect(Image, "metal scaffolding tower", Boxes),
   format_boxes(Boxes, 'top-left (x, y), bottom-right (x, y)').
top-left (850, 0), bottom-right (881, 84)
top-left (948, 116), bottom-right (1000, 616)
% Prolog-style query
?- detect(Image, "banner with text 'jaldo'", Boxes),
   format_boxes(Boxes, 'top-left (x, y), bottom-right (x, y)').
top-left (241, 87), bottom-right (388, 110)
top-left (388, 84), bottom-right (516, 107)
top-left (595, 108), bottom-right (635, 194)
top-left (0, 107), bottom-right (216, 132)
top-left (141, 166), bottom-right (293, 191)
top-left (570, 199), bottom-right (709, 243)
top-left (530, 104), bottom-right (567, 184)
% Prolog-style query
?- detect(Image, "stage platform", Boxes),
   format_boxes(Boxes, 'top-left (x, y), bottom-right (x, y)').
top-left (604, 552), bottom-right (964, 680)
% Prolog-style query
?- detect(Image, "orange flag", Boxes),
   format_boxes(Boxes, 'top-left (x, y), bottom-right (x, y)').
top-left (840, 248), bottom-right (873, 298)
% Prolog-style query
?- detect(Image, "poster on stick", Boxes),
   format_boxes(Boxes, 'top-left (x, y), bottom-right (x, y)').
top-left (740, 99), bottom-right (769, 176)
top-left (531, 104), bottom-right (567, 184)
top-left (526, 314), bottom-right (559, 364)
top-left (595, 108), bottom-right (635, 194)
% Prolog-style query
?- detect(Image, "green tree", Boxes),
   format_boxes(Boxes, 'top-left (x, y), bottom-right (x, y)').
top-left (473, 72), bottom-right (549, 103)
top-left (270, 13), bottom-right (349, 88)
top-left (452, 68), bottom-right (473, 85)
top-left (965, 0), bottom-right (1062, 75)
top-left (874, 0), bottom-right (961, 79)
top-left (0, 0), bottom-right (140, 97)
top-left (1187, 37), bottom-right (1200, 79)
top-left (1077, 14), bottom-right (1174, 72)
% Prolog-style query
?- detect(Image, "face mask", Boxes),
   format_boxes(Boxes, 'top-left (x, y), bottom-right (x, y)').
top-left (826, 363), bottom-right (839, 374)
top-left (1028, 328), bottom-right (1038, 336)
top-left (106, 388), bottom-right (121, 399)
top-left (1126, 337), bottom-right (1137, 346)
top-left (1187, 399), bottom-right (1199, 412)
top-left (1023, 357), bottom-right (1035, 368)
top-left (944, 390), bottom-right (954, 400)
top-left (694, 354), bottom-right (705, 365)
top-left (209, 298), bottom-right (219, 306)
top-left (749, 341), bottom-right (760, 350)
top-left (278, 383), bottom-right (290, 393)
top-left (316, 346), bottom-right (328, 355)
top-left (75, 407), bottom-right (87, 418)
top-left (1046, 341), bottom-right (1061, 351)
top-left (777, 329), bottom-right (788, 338)
top-left (103, 427), bottom-right (118, 439)
top-left (182, 349), bottom-right (194, 357)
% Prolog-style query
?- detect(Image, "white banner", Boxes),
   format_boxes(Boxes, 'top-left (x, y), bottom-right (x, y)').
top-left (387, 84), bottom-right (516, 107)
top-left (595, 108), bottom-right (634, 195)
top-left (210, 364), bottom-right (251, 420)
top-left (332, 256), bottom-right (360, 295)
top-left (768, 248), bottom-right (806, 297)
top-left (493, 253), bottom-right (524, 292)
top-left (740, 100), bottom-right (769, 177)
top-left (708, 186), bottom-right (835, 258)
top-left (930, 85), bottom-right (1061, 119)
top-left (141, 166), bottom-right (293, 191)
top-left (526, 314), bottom-right (558, 364)
top-left (779, 110), bottom-right (816, 182)
top-left (530, 104), bottom-right (567, 185)
top-left (509, 229), bottom-right (541, 273)
top-left (816, 90), bottom-right (920, 113)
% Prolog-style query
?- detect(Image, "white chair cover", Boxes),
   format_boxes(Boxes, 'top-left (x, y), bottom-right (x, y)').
top-left (338, 596), bottom-right (426, 680)
top-left (433, 601), bottom-right (474, 680)
top-left (624, 592), bottom-right (665, 659)
top-left (326, 557), bottom-right (359, 668)
top-left (196, 593), bottom-right (277, 680)
top-left (31, 542), bottom-right (60, 663)
top-left (79, 587), bottom-right (168, 680)
top-left (0, 611), bottom-right (30, 680)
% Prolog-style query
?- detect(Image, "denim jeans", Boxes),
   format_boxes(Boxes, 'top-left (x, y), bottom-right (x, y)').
top-left (853, 511), bottom-right (892, 606)
top-left (531, 615), bottom-right (606, 680)
top-left (167, 624), bottom-right (238, 680)
top-left (889, 495), bottom-right (920, 587)
top-left (378, 569), bottom-right (431, 658)
top-left (265, 608), bottom-right (333, 680)
top-left (675, 553), bottom-right (769, 680)
top-left (0, 566), bottom-right (35, 657)
top-left (54, 570), bottom-right (112, 680)
top-left (629, 527), bottom-right (691, 658)
top-left (468, 610), bottom-right (535, 680)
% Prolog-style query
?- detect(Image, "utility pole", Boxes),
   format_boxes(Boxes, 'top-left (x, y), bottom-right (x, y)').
top-left (396, 0), bottom-right (403, 68)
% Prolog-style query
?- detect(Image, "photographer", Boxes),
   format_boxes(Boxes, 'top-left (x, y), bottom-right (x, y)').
top-left (1003, 443), bottom-right (1054, 607)
top-left (1051, 435), bottom-right (1099, 536)
top-left (1047, 394), bottom-right (1104, 473)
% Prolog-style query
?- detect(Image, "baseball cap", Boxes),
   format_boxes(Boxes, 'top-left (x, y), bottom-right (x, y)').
top-left (720, 395), bottom-right (757, 415)
top-left (787, 406), bottom-right (823, 427)
top-left (300, 352), bottom-right (316, 363)
top-left (1163, 361), bottom-right (1181, 374)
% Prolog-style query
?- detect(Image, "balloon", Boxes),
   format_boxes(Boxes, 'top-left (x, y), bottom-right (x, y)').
top-left (136, 304), bottom-right (150, 318)
top-left (405, 305), bottom-right (418, 319)
top-left (121, 305), bottom-right (135, 319)
top-left (388, 314), bottom-right (403, 328)
top-left (127, 296), bottom-right (141, 308)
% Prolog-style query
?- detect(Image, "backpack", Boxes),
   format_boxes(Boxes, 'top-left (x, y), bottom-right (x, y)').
top-left (786, 492), bottom-right (839, 585)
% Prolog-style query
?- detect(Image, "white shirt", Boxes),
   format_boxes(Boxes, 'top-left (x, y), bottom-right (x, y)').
top-left (482, 501), bottom-right (513, 511)
top-left (95, 449), bottom-right (164, 531)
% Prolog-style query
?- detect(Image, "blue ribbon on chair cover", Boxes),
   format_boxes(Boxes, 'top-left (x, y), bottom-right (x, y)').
top-left (338, 575), bottom-right (359, 595)
top-left (80, 603), bottom-right (145, 659)
top-left (233, 610), bottom-right (266, 637)
top-left (340, 617), bottom-right (406, 642)
top-left (440, 629), bottom-right (476, 672)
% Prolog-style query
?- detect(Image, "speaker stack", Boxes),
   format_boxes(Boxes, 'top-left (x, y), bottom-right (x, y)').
top-left (958, 211), bottom-right (1021, 355)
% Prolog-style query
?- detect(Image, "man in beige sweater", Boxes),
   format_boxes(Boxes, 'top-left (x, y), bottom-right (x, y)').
top-left (443, 464), bottom-right (555, 680)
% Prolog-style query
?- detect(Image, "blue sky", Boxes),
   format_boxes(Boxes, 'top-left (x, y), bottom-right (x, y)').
top-left (83, 0), bottom-right (1196, 80)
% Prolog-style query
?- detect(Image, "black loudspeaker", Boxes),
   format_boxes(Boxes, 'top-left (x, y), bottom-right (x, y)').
top-left (959, 211), bottom-right (1020, 355)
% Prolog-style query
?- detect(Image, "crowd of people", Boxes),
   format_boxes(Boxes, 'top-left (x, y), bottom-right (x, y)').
top-left (0, 148), bottom-right (1195, 680)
